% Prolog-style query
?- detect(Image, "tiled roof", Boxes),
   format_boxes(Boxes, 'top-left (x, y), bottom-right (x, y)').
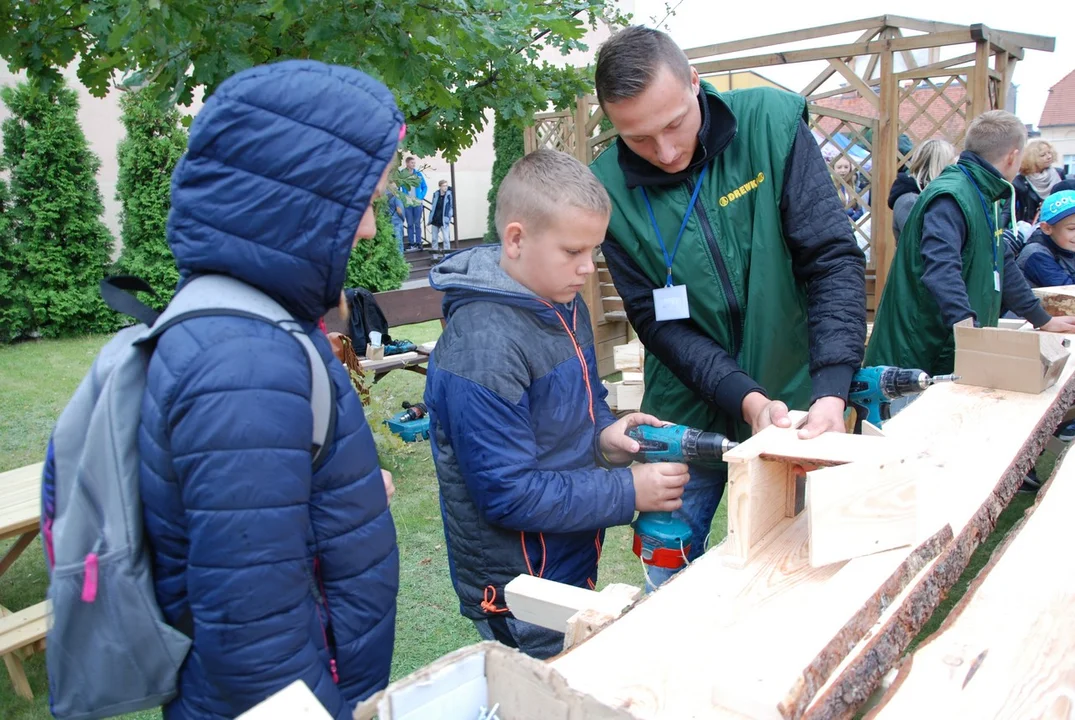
top-left (1039, 69), bottom-right (1075, 128)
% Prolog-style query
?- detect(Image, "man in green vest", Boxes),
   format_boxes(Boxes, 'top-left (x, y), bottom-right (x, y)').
top-left (867, 110), bottom-right (1075, 377)
top-left (592, 26), bottom-right (867, 587)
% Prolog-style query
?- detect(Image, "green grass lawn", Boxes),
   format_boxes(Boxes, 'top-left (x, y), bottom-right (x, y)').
top-left (0, 326), bottom-right (1052, 718)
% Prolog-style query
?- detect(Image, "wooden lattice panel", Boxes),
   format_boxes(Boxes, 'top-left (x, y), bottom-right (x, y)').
top-left (896, 74), bottom-right (970, 166)
top-left (810, 106), bottom-right (877, 267)
top-left (529, 112), bottom-right (576, 155)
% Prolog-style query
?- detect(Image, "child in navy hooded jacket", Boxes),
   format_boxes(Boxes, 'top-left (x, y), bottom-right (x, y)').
top-left (139, 61), bottom-right (402, 719)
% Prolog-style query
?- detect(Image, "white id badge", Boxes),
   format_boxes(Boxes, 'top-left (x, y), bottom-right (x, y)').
top-left (653, 284), bottom-right (690, 321)
top-left (994, 270), bottom-right (1001, 292)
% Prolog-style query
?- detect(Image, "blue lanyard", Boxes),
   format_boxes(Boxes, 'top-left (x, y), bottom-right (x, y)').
top-left (957, 165), bottom-right (1003, 290)
top-left (640, 165), bottom-right (709, 287)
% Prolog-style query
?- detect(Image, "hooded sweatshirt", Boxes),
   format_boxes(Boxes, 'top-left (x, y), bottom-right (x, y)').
top-left (888, 171), bottom-right (920, 242)
top-left (138, 61), bottom-right (402, 720)
top-left (425, 246), bottom-right (635, 620)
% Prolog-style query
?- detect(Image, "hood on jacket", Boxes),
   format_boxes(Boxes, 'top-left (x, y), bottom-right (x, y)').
top-left (430, 245), bottom-right (576, 323)
top-left (167, 60), bottom-right (404, 321)
top-left (887, 171), bottom-right (920, 209)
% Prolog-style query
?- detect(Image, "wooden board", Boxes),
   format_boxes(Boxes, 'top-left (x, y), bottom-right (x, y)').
top-left (869, 448), bottom-right (1075, 719)
top-left (359, 352), bottom-right (424, 373)
top-left (1033, 285), bottom-right (1075, 317)
top-left (807, 456), bottom-right (921, 568)
top-left (237, 680), bottom-right (332, 719)
top-left (613, 342), bottom-right (643, 371)
top-left (0, 463), bottom-right (42, 541)
top-left (552, 354), bottom-right (1075, 719)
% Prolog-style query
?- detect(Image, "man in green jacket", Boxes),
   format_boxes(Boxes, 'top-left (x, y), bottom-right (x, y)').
top-left (867, 110), bottom-right (1075, 376)
top-left (593, 26), bottom-right (867, 587)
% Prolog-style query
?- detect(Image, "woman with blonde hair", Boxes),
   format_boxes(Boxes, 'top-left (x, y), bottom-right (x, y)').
top-left (887, 138), bottom-right (957, 242)
top-left (1014, 139), bottom-right (1067, 223)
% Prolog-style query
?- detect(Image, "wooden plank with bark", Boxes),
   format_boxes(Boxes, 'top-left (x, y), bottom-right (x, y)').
top-left (867, 446), bottom-right (1075, 719)
top-left (551, 349), bottom-right (1075, 719)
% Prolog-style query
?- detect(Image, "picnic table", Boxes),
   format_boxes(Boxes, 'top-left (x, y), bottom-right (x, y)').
top-left (0, 463), bottom-right (41, 581)
top-left (0, 462), bottom-right (47, 699)
top-left (359, 341), bottom-right (436, 383)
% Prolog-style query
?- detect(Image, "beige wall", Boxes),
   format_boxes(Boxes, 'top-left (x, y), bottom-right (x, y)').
top-left (1039, 125), bottom-right (1075, 169)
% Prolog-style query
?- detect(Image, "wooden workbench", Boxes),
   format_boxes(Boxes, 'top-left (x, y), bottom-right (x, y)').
top-left (548, 344), bottom-right (1075, 719)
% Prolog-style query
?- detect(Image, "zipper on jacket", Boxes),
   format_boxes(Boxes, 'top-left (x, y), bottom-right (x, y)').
top-left (310, 557), bottom-right (340, 683)
top-left (686, 176), bottom-right (744, 357)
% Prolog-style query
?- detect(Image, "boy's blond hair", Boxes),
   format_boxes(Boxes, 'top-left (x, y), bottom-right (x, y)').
top-left (495, 150), bottom-right (611, 238)
top-left (964, 110), bottom-right (1026, 165)
top-left (1020, 139), bottom-right (1057, 175)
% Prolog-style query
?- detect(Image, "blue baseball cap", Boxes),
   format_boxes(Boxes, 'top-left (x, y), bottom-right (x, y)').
top-left (1041, 190), bottom-right (1075, 225)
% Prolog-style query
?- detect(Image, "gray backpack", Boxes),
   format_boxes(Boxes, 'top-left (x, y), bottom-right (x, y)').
top-left (43, 274), bottom-right (335, 719)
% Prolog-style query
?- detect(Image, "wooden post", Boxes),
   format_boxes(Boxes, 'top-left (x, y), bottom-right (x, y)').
top-left (873, 50), bottom-right (898, 300)
top-left (969, 40), bottom-right (991, 119)
top-left (994, 52), bottom-right (1009, 111)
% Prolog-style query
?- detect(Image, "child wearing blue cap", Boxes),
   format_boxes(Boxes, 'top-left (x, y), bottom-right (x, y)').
top-left (1017, 190), bottom-right (1075, 287)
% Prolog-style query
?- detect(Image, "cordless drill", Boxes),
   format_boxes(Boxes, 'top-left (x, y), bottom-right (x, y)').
top-left (398, 401), bottom-right (427, 423)
top-left (848, 366), bottom-right (958, 433)
top-left (626, 425), bottom-right (737, 569)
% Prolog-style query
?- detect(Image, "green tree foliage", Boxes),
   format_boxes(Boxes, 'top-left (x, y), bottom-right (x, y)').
top-left (115, 90), bottom-right (188, 309)
top-left (485, 111), bottom-right (526, 243)
top-left (346, 198), bottom-right (409, 292)
top-left (0, 180), bottom-right (13, 327)
top-left (0, 1), bottom-right (624, 161)
top-left (0, 80), bottom-right (116, 340)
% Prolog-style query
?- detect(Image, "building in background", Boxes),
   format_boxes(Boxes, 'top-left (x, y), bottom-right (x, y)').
top-left (1038, 69), bottom-right (1075, 171)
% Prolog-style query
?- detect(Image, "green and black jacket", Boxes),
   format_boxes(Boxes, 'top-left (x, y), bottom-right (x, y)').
top-left (595, 82), bottom-right (867, 440)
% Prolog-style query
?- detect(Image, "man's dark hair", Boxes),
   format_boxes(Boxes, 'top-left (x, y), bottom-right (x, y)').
top-left (595, 26), bottom-right (692, 105)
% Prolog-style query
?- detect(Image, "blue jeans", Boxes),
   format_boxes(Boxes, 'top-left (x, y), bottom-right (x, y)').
top-left (644, 463), bottom-right (727, 591)
top-left (404, 205), bottom-right (423, 248)
top-left (473, 615), bottom-right (564, 660)
top-left (392, 222), bottom-right (404, 254)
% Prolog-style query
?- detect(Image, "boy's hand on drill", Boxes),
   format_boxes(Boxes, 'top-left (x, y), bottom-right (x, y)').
top-left (599, 412), bottom-right (671, 464)
top-left (631, 462), bottom-right (690, 512)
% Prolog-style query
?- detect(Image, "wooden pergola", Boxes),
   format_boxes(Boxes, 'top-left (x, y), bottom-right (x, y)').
top-left (525, 16), bottom-right (1055, 350)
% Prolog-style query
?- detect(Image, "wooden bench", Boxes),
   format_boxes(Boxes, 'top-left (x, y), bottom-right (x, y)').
top-left (323, 284), bottom-right (445, 386)
top-left (0, 601), bottom-right (49, 699)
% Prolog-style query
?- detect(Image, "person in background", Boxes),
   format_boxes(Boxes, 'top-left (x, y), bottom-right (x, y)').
top-left (401, 156), bottom-right (428, 251)
top-left (429, 179), bottom-right (454, 259)
top-left (867, 110), bottom-right (1075, 379)
top-left (387, 182), bottom-right (406, 255)
top-left (888, 139), bottom-right (957, 243)
top-left (1014, 140), bottom-right (1067, 224)
top-left (832, 155), bottom-right (865, 221)
top-left (136, 61), bottom-right (401, 719)
top-left (1017, 190), bottom-right (1075, 288)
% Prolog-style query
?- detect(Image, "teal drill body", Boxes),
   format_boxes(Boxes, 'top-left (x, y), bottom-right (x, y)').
top-left (627, 425), bottom-right (737, 569)
top-left (849, 366), bottom-right (958, 432)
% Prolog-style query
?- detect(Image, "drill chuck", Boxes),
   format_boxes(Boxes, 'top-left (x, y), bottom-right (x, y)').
top-left (679, 427), bottom-right (737, 462)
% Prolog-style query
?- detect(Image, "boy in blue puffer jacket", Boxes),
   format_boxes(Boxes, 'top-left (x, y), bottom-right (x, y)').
top-left (426, 150), bottom-right (690, 659)
top-left (139, 61), bottom-right (401, 719)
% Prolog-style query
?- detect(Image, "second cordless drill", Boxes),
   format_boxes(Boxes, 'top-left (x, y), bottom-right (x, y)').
top-left (626, 425), bottom-right (737, 569)
top-left (848, 366), bottom-right (958, 433)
